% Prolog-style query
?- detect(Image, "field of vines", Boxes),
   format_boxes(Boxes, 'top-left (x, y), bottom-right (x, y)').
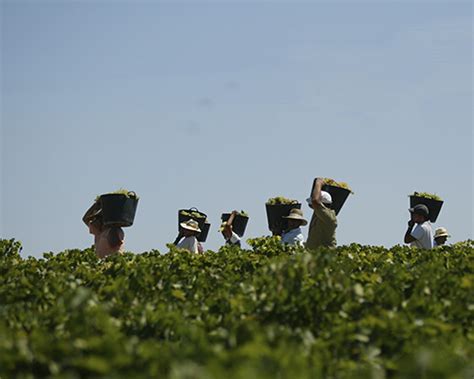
top-left (0, 238), bottom-right (473, 378)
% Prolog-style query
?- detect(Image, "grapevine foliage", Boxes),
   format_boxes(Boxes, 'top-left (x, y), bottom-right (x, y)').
top-left (0, 239), bottom-right (472, 378)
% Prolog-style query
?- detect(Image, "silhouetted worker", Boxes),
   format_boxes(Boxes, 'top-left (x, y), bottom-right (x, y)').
top-left (82, 202), bottom-right (124, 258)
top-left (221, 211), bottom-right (241, 247)
top-left (281, 208), bottom-right (307, 247)
top-left (434, 227), bottom-right (450, 246)
top-left (175, 219), bottom-right (201, 254)
top-left (404, 204), bottom-right (434, 249)
top-left (306, 178), bottom-right (337, 249)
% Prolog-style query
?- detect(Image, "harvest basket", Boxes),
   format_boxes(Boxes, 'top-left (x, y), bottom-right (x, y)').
top-left (409, 196), bottom-right (443, 223)
top-left (178, 207), bottom-right (208, 230)
top-left (266, 203), bottom-right (301, 233)
top-left (197, 221), bottom-right (211, 243)
top-left (321, 185), bottom-right (351, 216)
top-left (221, 213), bottom-right (249, 237)
top-left (100, 192), bottom-right (139, 227)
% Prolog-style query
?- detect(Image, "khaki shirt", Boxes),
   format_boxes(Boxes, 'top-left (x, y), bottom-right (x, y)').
top-left (306, 203), bottom-right (337, 249)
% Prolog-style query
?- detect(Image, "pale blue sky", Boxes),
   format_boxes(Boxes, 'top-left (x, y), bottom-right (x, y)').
top-left (1, 1), bottom-right (472, 257)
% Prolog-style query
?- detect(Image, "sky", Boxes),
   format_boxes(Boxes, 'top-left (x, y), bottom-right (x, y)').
top-left (1, 0), bottom-right (472, 257)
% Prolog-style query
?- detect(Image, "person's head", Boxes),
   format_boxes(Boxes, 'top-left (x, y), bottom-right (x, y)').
top-left (287, 219), bottom-right (300, 230)
top-left (180, 219), bottom-right (201, 237)
top-left (320, 191), bottom-right (333, 207)
top-left (434, 227), bottom-right (450, 246)
top-left (409, 204), bottom-right (430, 224)
top-left (283, 209), bottom-right (308, 230)
top-left (306, 191), bottom-right (333, 209)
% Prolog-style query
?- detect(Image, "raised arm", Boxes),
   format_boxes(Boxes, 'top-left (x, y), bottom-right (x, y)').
top-left (222, 211), bottom-right (238, 240)
top-left (404, 219), bottom-right (416, 243)
top-left (311, 178), bottom-right (324, 209)
top-left (227, 211), bottom-right (238, 228)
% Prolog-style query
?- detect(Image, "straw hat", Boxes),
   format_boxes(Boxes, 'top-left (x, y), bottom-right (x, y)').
top-left (283, 208), bottom-right (308, 226)
top-left (180, 219), bottom-right (201, 233)
top-left (434, 227), bottom-right (450, 239)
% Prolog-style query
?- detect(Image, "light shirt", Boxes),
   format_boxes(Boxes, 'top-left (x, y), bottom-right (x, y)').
top-left (306, 203), bottom-right (337, 249)
top-left (410, 222), bottom-right (434, 249)
top-left (281, 227), bottom-right (305, 247)
top-left (177, 236), bottom-right (199, 254)
top-left (228, 231), bottom-right (241, 245)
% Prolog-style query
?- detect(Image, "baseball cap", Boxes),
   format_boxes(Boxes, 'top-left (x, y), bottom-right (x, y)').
top-left (306, 191), bottom-right (333, 208)
top-left (320, 191), bottom-right (333, 205)
top-left (409, 204), bottom-right (429, 217)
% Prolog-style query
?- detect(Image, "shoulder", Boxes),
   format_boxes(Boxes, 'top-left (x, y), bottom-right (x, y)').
top-left (411, 224), bottom-right (423, 234)
top-left (421, 222), bottom-right (433, 233)
top-left (314, 204), bottom-right (337, 220)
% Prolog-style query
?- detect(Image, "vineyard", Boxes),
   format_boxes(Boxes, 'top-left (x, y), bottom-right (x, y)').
top-left (0, 238), bottom-right (473, 378)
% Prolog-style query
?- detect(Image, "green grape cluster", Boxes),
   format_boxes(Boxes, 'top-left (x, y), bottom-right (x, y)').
top-left (95, 189), bottom-right (139, 202)
top-left (322, 178), bottom-right (354, 193)
top-left (266, 197), bottom-right (299, 205)
top-left (412, 192), bottom-right (443, 201)
top-left (180, 210), bottom-right (206, 219)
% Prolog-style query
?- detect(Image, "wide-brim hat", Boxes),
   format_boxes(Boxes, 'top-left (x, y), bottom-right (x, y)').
top-left (434, 227), bottom-right (450, 238)
top-left (283, 209), bottom-right (308, 226)
top-left (180, 219), bottom-right (201, 233)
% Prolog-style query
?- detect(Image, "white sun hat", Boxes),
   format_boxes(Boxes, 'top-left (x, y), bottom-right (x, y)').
top-left (180, 219), bottom-right (201, 233)
top-left (321, 191), bottom-right (333, 204)
top-left (306, 191), bottom-right (332, 208)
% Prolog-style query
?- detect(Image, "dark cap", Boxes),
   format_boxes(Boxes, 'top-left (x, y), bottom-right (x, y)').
top-left (409, 204), bottom-right (429, 217)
